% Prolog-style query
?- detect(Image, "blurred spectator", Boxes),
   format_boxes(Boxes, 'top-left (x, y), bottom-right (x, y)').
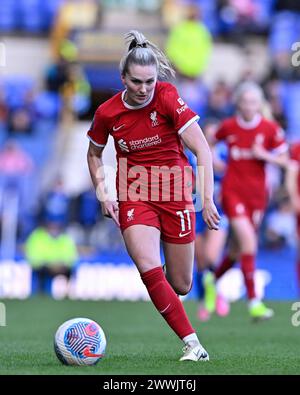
top-left (45, 38), bottom-right (79, 92)
top-left (165, 4), bottom-right (212, 116)
top-left (62, 62), bottom-right (91, 117)
top-left (45, 59), bottom-right (70, 93)
top-left (264, 197), bottom-right (296, 249)
top-left (205, 80), bottom-right (233, 120)
top-left (218, 0), bottom-right (272, 38)
top-left (165, 4), bottom-right (212, 79)
top-left (0, 140), bottom-right (35, 245)
top-left (24, 220), bottom-right (78, 295)
top-left (0, 88), bottom-right (8, 126)
top-left (50, 0), bottom-right (100, 61)
top-left (0, 140), bottom-right (34, 203)
top-left (45, 40), bottom-right (91, 119)
top-left (40, 177), bottom-right (70, 225)
top-left (0, 140), bottom-right (33, 175)
top-left (67, 187), bottom-right (102, 251)
top-left (7, 108), bottom-right (34, 136)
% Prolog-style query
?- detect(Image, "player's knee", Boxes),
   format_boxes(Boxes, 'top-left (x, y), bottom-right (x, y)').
top-left (135, 256), bottom-right (160, 273)
top-left (239, 238), bottom-right (257, 254)
top-left (240, 244), bottom-right (257, 255)
top-left (171, 278), bottom-right (192, 296)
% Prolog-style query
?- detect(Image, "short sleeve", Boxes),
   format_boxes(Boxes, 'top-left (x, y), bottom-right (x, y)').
top-left (215, 121), bottom-right (229, 141)
top-left (87, 107), bottom-right (109, 147)
top-left (162, 84), bottom-right (199, 135)
top-left (290, 143), bottom-right (300, 162)
top-left (267, 124), bottom-right (288, 154)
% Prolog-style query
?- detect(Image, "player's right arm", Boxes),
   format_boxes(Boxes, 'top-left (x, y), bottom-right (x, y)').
top-left (87, 142), bottom-right (120, 227)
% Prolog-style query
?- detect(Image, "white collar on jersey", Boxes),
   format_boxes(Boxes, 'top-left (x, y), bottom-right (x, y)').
top-left (236, 113), bottom-right (262, 129)
top-left (121, 89), bottom-right (155, 110)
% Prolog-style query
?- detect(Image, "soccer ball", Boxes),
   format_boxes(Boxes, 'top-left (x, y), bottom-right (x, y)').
top-left (54, 318), bottom-right (106, 365)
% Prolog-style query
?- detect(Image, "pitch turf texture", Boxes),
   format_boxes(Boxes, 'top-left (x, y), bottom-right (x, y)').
top-left (0, 298), bottom-right (299, 375)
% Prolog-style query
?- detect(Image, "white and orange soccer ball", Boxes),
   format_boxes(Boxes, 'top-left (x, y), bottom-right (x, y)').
top-left (54, 318), bottom-right (106, 365)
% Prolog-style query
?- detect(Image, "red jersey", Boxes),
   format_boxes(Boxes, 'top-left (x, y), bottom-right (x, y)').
top-left (290, 142), bottom-right (300, 194)
top-left (215, 115), bottom-right (287, 208)
top-left (87, 81), bottom-right (199, 202)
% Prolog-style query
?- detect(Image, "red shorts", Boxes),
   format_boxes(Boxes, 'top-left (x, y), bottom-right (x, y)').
top-left (222, 193), bottom-right (265, 229)
top-left (118, 200), bottom-right (195, 244)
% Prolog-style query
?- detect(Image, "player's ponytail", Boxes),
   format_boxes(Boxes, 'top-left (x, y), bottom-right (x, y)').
top-left (120, 30), bottom-right (175, 81)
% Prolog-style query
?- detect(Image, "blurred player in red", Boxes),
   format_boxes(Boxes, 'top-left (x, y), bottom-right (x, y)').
top-left (186, 121), bottom-right (230, 321)
top-left (285, 142), bottom-right (300, 293)
top-left (87, 31), bottom-right (220, 361)
top-left (209, 81), bottom-right (288, 321)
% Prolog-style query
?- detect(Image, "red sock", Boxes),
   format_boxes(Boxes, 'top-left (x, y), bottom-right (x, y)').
top-left (240, 254), bottom-right (256, 299)
top-left (141, 267), bottom-right (194, 339)
top-left (215, 255), bottom-right (236, 279)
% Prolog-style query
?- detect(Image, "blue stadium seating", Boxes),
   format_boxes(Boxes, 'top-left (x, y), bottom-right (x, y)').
top-left (34, 91), bottom-right (62, 119)
top-left (0, 0), bottom-right (17, 32)
top-left (84, 66), bottom-right (123, 92)
top-left (3, 77), bottom-right (34, 109)
top-left (197, 0), bottom-right (219, 36)
top-left (281, 81), bottom-right (300, 141)
top-left (42, 0), bottom-right (65, 30)
top-left (0, 0), bottom-right (64, 33)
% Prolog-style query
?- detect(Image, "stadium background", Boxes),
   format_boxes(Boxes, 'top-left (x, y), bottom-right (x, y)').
top-left (0, 0), bottom-right (299, 303)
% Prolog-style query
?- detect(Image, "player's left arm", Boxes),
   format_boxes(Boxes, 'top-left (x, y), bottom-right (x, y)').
top-left (252, 145), bottom-right (289, 167)
top-left (181, 121), bottom-right (220, 230)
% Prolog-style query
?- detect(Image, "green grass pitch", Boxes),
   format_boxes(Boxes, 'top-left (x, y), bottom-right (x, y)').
top-left (0, 298), bottom-right (299, 375)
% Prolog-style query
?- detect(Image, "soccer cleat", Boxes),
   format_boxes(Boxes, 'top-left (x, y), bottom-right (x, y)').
top-left (179, 342), bottom-right (209, 362)
top-left (203, 271), bottom-right (217, 313)
top-left (249, 302), bottom-right (274, 322)
top-left (216, 294), bottom-right (230, 317)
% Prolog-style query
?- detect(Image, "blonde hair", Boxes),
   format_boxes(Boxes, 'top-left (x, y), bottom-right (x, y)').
top-left (233, 81), bottom-right (264, 104)
top-left (119, 30), bottom-right (175, 81)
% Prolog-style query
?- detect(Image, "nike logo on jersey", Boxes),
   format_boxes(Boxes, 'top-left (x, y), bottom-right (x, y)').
top-left (112, 124), bottom-right (125, 131)
top-left (179, 231), bottom-right (191, 238)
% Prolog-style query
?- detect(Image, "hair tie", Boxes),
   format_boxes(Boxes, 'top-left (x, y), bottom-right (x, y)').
top-left (129, 40), bottom-right (147, 51)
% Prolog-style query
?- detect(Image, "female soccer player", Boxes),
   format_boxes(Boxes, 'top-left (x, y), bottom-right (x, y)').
top-left (210, 81), bottom-right (288, 321)
top-left (195, 130), bottom-right (230, 321)
top-left (87, 31), bottom-right (220, 361)
top-left (185, 121), bottom-right (230, 321)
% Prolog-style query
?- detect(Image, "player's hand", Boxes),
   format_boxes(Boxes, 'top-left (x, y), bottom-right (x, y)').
top-left (252, 143), bottom-right (269, 161)
top-left (202, 199), bottom-right (220, 230)
top-left (101, 201), bottom-right (120, 227)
